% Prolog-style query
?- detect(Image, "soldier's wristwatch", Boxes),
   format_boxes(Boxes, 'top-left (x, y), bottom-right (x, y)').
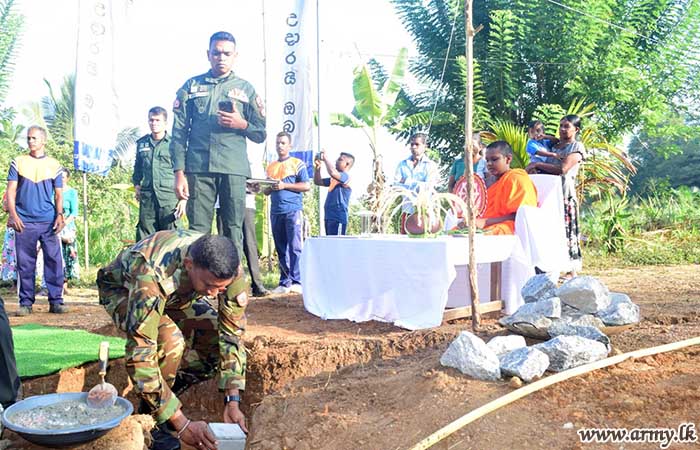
top-left (224, 395), bottom-right (241, 405)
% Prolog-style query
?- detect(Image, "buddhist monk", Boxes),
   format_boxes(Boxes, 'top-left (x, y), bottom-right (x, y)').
top-left (476, 140), bottom-right (538, 235)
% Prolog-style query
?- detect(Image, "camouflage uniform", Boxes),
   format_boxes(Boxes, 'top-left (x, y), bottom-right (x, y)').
top-left (96, 230), bottom-right (247, 424)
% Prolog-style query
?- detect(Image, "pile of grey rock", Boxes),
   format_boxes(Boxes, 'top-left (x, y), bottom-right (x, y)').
top-left (440, 330), bottom-right (610, 382)
top-left (500, 274), bottom-right (641, 340)
top-left (439, 274), bottom-right (641, 383)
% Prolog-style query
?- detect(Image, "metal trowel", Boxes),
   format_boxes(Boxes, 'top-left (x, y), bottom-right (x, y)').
top-left (86, 341), bottom-right (118, 408)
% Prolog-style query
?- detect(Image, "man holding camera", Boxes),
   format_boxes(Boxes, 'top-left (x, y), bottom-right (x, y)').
top-left (170, 31), bottom-right (266, 253)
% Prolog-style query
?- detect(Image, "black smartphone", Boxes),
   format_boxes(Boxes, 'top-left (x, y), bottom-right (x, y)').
top-left (218, 100), bottom-right (234, 113)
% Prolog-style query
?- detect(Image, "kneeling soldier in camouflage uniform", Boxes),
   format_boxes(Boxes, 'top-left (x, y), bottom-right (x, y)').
top-left (97, 230), bottom-right (248, 450)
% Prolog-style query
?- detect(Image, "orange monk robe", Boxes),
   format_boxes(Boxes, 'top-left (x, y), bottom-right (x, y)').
top-left (482, 169), bottom-right (538, 235)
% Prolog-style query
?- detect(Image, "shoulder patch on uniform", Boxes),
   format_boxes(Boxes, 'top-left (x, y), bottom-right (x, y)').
top-left (173, 98), bottom-right (180, 109)
top-left (255, 95), bottom-right (265, 117)
top-left (236, 291), bottom-right (248, 308)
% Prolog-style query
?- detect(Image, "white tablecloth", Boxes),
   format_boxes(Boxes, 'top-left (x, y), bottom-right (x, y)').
top-left (515, 174), bottom-right (569, 274)
top-left (300, 234), bottom-right (531, 330)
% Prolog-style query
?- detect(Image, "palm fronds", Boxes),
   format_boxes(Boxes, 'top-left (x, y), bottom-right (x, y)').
top-left (376, 184), bottom-right (469, 234)
top-left (481, 119), bottom-right (530, 169)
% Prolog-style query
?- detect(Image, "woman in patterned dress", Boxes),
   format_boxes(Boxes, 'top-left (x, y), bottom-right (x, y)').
top-left (526, 115), bottom-right (585, 278)
top-left (60, 169), bottom-right (80, 291)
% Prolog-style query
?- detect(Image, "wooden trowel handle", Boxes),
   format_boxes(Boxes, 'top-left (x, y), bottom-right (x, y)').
top-left (98, 341), bottom-right (109, 376)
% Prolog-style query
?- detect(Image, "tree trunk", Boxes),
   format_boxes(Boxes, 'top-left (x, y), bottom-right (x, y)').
top-left (464, 0), bottom-right (480, 329)
top-left (366, 154), bottom-right (385, 231)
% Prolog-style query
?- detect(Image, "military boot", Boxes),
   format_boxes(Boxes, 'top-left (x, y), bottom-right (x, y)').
top-left (139, 400), bottom-right (181, 450)
top-left (150, 422), bottom-right (181, 450)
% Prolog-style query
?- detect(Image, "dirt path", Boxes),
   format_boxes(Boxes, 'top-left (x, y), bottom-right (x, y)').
top-left (2, 264), bottom-right (699, 449)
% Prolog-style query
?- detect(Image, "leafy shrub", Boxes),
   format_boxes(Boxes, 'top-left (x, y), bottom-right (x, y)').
top-left (582, 185), bottom-right (700, 265)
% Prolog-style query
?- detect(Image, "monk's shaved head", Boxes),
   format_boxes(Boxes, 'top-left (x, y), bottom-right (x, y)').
top-left (486, 140), bottom-right (513, 157)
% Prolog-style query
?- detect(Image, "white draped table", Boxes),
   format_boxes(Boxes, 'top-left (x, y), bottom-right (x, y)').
top-left (300, 234), bottom-right (532, 330)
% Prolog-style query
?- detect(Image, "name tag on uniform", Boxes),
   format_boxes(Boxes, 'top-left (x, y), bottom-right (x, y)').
top-left (190, 84), bottom-right (209, 93)
top-left (137, 144), bottom-right (151, 152)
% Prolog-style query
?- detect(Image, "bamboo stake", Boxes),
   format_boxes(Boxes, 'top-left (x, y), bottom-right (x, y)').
top-left (463, 0), bottom-right (479, 329)
top-left (409, 336), bottom-right (700, 450)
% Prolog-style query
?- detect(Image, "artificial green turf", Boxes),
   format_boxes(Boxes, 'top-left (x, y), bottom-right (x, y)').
top-left (11, 323), bottom-right (126, 378)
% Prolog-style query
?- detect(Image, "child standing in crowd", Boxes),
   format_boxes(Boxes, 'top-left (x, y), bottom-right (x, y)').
top-left (448, 132), bottom-right (486, 193)
top-left (526, 120), bottom-right (560, 164)
top-left (262, 131), bottom-right (310, 295)
top-left (313, 150), bottom-right (355, 235)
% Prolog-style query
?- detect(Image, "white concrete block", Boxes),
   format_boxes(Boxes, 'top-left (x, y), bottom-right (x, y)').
top-left (208, 423), bottom-right (246, 450)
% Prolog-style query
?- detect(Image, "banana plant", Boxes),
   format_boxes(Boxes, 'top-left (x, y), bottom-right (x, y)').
top-left (330, 48), bottom-right (436, 214)
top-left (480, 119), bottom-right (530, 169)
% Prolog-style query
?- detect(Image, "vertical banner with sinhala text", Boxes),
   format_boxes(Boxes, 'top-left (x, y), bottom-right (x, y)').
top-left (73, 0), bottom-right (121, 176)
top-left (265, 0), bottom-right (317, 177)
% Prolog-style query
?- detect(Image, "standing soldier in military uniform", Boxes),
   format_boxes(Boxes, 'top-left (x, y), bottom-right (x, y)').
top-left (133, 107), bottom-right (185, 242)
top-left (97, 231), bottom-right (248, 450)
top-left (170, 31), bottom-right (266, 254)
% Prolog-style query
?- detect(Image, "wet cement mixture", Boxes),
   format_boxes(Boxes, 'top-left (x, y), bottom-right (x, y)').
top-left (2, 264), bottom-right (699, 449)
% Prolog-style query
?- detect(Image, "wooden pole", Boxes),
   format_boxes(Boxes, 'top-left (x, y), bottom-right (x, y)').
top-left (463, 0), bottom-right (480, 329)
top-left (315, 0), bottom-right (323, 236)
top-left (409, 336), bottom-right (700, 450)
top-left (261, 0), bottom-right (273, 269)
top-left (82, 171), bottom-right (89, 271)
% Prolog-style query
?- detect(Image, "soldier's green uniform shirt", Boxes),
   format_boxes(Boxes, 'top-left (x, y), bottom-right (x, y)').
top-left (97, 230), bottom-right (247, 424)
top-left (133, 132), bottom-right (176, 203)
top-left (169, 70), bottom-right (266, 175)
top-left (132, 132), bottom-right (179, 240)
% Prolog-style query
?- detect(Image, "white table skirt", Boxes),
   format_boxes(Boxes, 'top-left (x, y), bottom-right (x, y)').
top-left (300, 234), bottom-right (532, 330)
top-left (515, 174), bottom-right (569, 274)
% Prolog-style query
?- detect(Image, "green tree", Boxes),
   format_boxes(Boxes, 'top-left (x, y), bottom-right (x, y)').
top-left (0, 0), bottom-right (23, 103)
top-left (25, 75), bottom-right (140, 165)
top-left (42, 76), bottom-right (75, 145)
top-left (391, 0), bottom-right (700, 149)
top-left (628, 120), bottom-right (700, 194)
top-left (329, 48), bottom-right (408, 213)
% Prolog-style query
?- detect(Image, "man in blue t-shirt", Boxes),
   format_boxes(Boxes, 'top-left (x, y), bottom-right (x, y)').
top-left (313, 150), bottom-right (354, 235)
top-left (6, 125), bottom-right (67, 316)
top-left (262, 131), bottom-right (310, 294)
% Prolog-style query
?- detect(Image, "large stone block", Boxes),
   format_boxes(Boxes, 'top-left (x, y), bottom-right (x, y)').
top-left (500, 347), bottom-right (550, 383)
top-left (556, 276), bottom-right (611, 314)
top-left (515, 297), bottom-right (561, 319)
top-left (597, 301), bottom-right (641, 326)
top-left (487, 335), bottom-right (527, 357)
top-left (440, 331), bottom-right (501, 381)
top-left (534, 335), bottom-right (609, 372)
top-left (499, 313), bottom-right (552, 339)
top-left (521, 274), bottom-right (558, 303)
top-left (547, 322), bottom-right (611, 351)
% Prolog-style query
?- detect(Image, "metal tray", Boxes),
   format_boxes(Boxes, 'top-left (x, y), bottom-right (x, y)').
top-left (1, 392), bottom-right (133, 448)
top-left (246, 178), bottom-right (279, 186)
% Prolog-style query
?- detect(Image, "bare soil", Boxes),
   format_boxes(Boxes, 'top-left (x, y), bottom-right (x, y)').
top-left (2, 264), bottom-right (699, 450)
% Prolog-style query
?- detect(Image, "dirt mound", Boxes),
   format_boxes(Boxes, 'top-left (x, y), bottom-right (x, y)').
top-left (3, 265), bottom-right (699, 449)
